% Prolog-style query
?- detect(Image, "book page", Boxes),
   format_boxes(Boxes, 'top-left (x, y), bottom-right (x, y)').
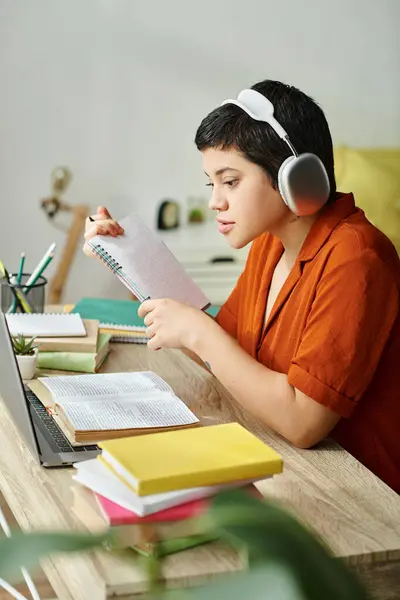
top-left (38, 371), bottom-right (173, 401)
top-left (59, 392), bottom-right (199, 431)
top-left (89, 214), bottom-right (210, 309)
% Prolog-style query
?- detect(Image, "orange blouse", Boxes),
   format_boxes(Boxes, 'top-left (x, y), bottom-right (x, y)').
top-left (216, 193), bottom-right (400, 493)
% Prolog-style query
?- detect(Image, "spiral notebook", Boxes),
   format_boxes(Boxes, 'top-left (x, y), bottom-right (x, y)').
top-left (5, 313), bottom-right (86, 337)
top-left (87, 213), bottom-right (210, 309)
top-left (71, 298), bottom-right (149, 344)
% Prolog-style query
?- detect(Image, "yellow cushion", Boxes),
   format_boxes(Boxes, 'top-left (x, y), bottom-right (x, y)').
top-left (334, 146), bottom-right (400, 250)
top-left (356, 149), bottom-right (400, 180)
top-left (333, 146), bottom-right (347, 183)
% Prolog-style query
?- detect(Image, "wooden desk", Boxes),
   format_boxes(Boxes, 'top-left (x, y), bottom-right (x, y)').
top-left (1, 343), bottom-right (400, 600)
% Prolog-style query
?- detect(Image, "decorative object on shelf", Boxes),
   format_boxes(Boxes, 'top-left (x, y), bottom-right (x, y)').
top-left (41, 166), bottom-right (73, 219)
top-left (157, 199), bottom-right (180, 230)
top-left (187, 195), bottom-right (207, 224)
top-left (40, 166), bottom-right (90, 304)
top-left (11, 333), bottom-right (38, 380)
top-left (188, 208), bottom-right (205, 223)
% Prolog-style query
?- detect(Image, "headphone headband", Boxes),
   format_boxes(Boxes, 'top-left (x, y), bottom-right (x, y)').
top-left (221, 89), bottom-right (298, 157)
top-left (219, 88), bottom-right (330, 217)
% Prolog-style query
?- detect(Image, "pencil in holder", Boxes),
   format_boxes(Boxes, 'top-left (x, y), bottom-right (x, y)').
top-left (0, 274), bottom-right (47, 314)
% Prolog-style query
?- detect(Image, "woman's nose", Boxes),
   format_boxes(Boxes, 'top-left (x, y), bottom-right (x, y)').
top-left (208, 187), bottom-right (228, 212)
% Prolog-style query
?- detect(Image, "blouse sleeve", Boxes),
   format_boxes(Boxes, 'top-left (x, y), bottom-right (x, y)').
top-left (288, 249), bottom-right (399, 417)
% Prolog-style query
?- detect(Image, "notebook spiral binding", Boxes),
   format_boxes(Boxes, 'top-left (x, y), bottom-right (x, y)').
top-left (89, 243), bottom-right (147, 301)
top-left (111, 335), bottom-right (148, 344)
top-left (97, 248), bottom-right (121, 272)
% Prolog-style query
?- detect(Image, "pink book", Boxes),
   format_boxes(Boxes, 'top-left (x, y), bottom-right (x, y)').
top-left (96, 484), bottom-right (261, 526)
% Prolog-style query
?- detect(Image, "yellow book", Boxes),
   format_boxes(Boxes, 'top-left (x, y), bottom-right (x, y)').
top-left (99, 422), bottom-right (283, 496)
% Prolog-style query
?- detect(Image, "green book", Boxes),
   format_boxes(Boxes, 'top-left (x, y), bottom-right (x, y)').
top-left (128, 532), bottom-right (219, 557)
top-left (37, 333), bottom-right (111, 373)
top-left (71, 297), bottom-right (220, 330)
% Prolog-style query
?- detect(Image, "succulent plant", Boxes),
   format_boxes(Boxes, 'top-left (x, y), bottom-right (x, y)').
top-left (11, 333), bottom-right (38, 356)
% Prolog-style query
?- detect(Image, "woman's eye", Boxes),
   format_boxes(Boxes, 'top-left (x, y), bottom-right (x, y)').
top-left (224, 179), bottom-right (238, 188)
top-left (205, 182), bottom-right (214, 188)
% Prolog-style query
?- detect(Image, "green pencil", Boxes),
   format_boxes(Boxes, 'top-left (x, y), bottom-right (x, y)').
top-left (24, 251), bottom-right (54, 294)
top-left (11, 252), bottom-right (25, 312)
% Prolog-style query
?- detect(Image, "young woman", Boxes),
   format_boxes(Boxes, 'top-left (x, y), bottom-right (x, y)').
top-left (83, 80), bottom-right (400, 493)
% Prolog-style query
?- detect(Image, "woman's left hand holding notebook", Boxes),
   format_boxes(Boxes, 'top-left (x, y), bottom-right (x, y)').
top-left (83, 206), bottom-right (124, 258)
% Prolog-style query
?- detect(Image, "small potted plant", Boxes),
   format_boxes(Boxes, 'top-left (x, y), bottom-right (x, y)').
top-left (188, 207), bottom-right (205, 224)
top-left (11, 333), bottom-right (38, 380)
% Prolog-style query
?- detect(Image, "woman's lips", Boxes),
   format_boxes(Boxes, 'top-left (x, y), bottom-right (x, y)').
top-left (217, 221), bottom-right (235, 235)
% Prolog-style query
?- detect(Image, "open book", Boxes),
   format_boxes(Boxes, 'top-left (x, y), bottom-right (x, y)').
top-left (87, 213), bottom-right (210, 309)
top-left (28, 371), bottom-right (199, 444)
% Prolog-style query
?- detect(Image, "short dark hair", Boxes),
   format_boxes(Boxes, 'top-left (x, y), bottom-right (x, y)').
top-left (195, 79), bottom-right (336, 201)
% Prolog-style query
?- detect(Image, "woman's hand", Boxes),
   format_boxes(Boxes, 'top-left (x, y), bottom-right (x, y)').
top-left (82, 206), bottom-right (124, 257)
top-left (138, 298), bottom-right (213, 351)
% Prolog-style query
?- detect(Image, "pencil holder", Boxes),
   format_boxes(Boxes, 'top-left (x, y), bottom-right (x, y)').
top-left (0, 274), bottom-right (47, 314)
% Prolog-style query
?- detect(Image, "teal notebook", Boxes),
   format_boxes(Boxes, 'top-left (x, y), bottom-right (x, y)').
top-left (206, 305), bottom-right (220, 317)
top-left (72, 297), bottom-right (220, 331)
top-left (72, 298), bottom-right (145, 330)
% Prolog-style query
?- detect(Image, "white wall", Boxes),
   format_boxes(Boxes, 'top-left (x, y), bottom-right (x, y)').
top-left (0, 0), bottom-right (399, 302)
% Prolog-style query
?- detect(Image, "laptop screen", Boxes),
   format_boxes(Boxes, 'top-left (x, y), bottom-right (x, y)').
top-left (0, 313), bottom-right (41, 460)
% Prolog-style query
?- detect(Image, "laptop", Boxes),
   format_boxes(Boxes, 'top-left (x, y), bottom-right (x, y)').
top-left (0, 313), bottom-right (100, 467)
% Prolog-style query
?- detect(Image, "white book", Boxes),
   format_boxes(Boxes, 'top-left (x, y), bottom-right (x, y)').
top-left (88, 213), bottom-right (210, 309)
top-left (5, 313), bottom-right (86, 337)
top-left (73, 459), bottom-right (262, 517)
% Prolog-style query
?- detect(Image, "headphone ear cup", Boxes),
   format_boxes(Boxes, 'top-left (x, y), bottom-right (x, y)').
top-left (278, 153), bottom-right (330, 217)
top-left (278, 156), bottom-right (297, 213)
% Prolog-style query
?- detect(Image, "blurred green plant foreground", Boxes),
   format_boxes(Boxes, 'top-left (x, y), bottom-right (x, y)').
top-left (0, 490), bottom-right (369, 599)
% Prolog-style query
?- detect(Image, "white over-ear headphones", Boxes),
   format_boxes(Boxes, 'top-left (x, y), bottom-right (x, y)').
top-left (221, 89), bottom-right (330, 216)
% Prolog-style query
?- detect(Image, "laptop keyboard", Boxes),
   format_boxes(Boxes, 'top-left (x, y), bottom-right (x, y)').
top-left (26, 391), bottom-right (97, 453)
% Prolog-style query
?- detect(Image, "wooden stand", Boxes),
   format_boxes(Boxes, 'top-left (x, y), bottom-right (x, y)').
top-left (41, 198), bottom-right (90, 304)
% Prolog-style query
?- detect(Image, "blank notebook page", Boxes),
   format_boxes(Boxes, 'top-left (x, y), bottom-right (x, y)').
top-left (6, 313), bottom-right (86, 337)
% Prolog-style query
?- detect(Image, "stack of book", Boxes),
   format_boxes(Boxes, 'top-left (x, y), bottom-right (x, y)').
top-left (36, 319), bottom-right (112, 373)
top-left (68, 297), bottom-right (221, 345)
top-left (71, 422), bottom-right (283, 555)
